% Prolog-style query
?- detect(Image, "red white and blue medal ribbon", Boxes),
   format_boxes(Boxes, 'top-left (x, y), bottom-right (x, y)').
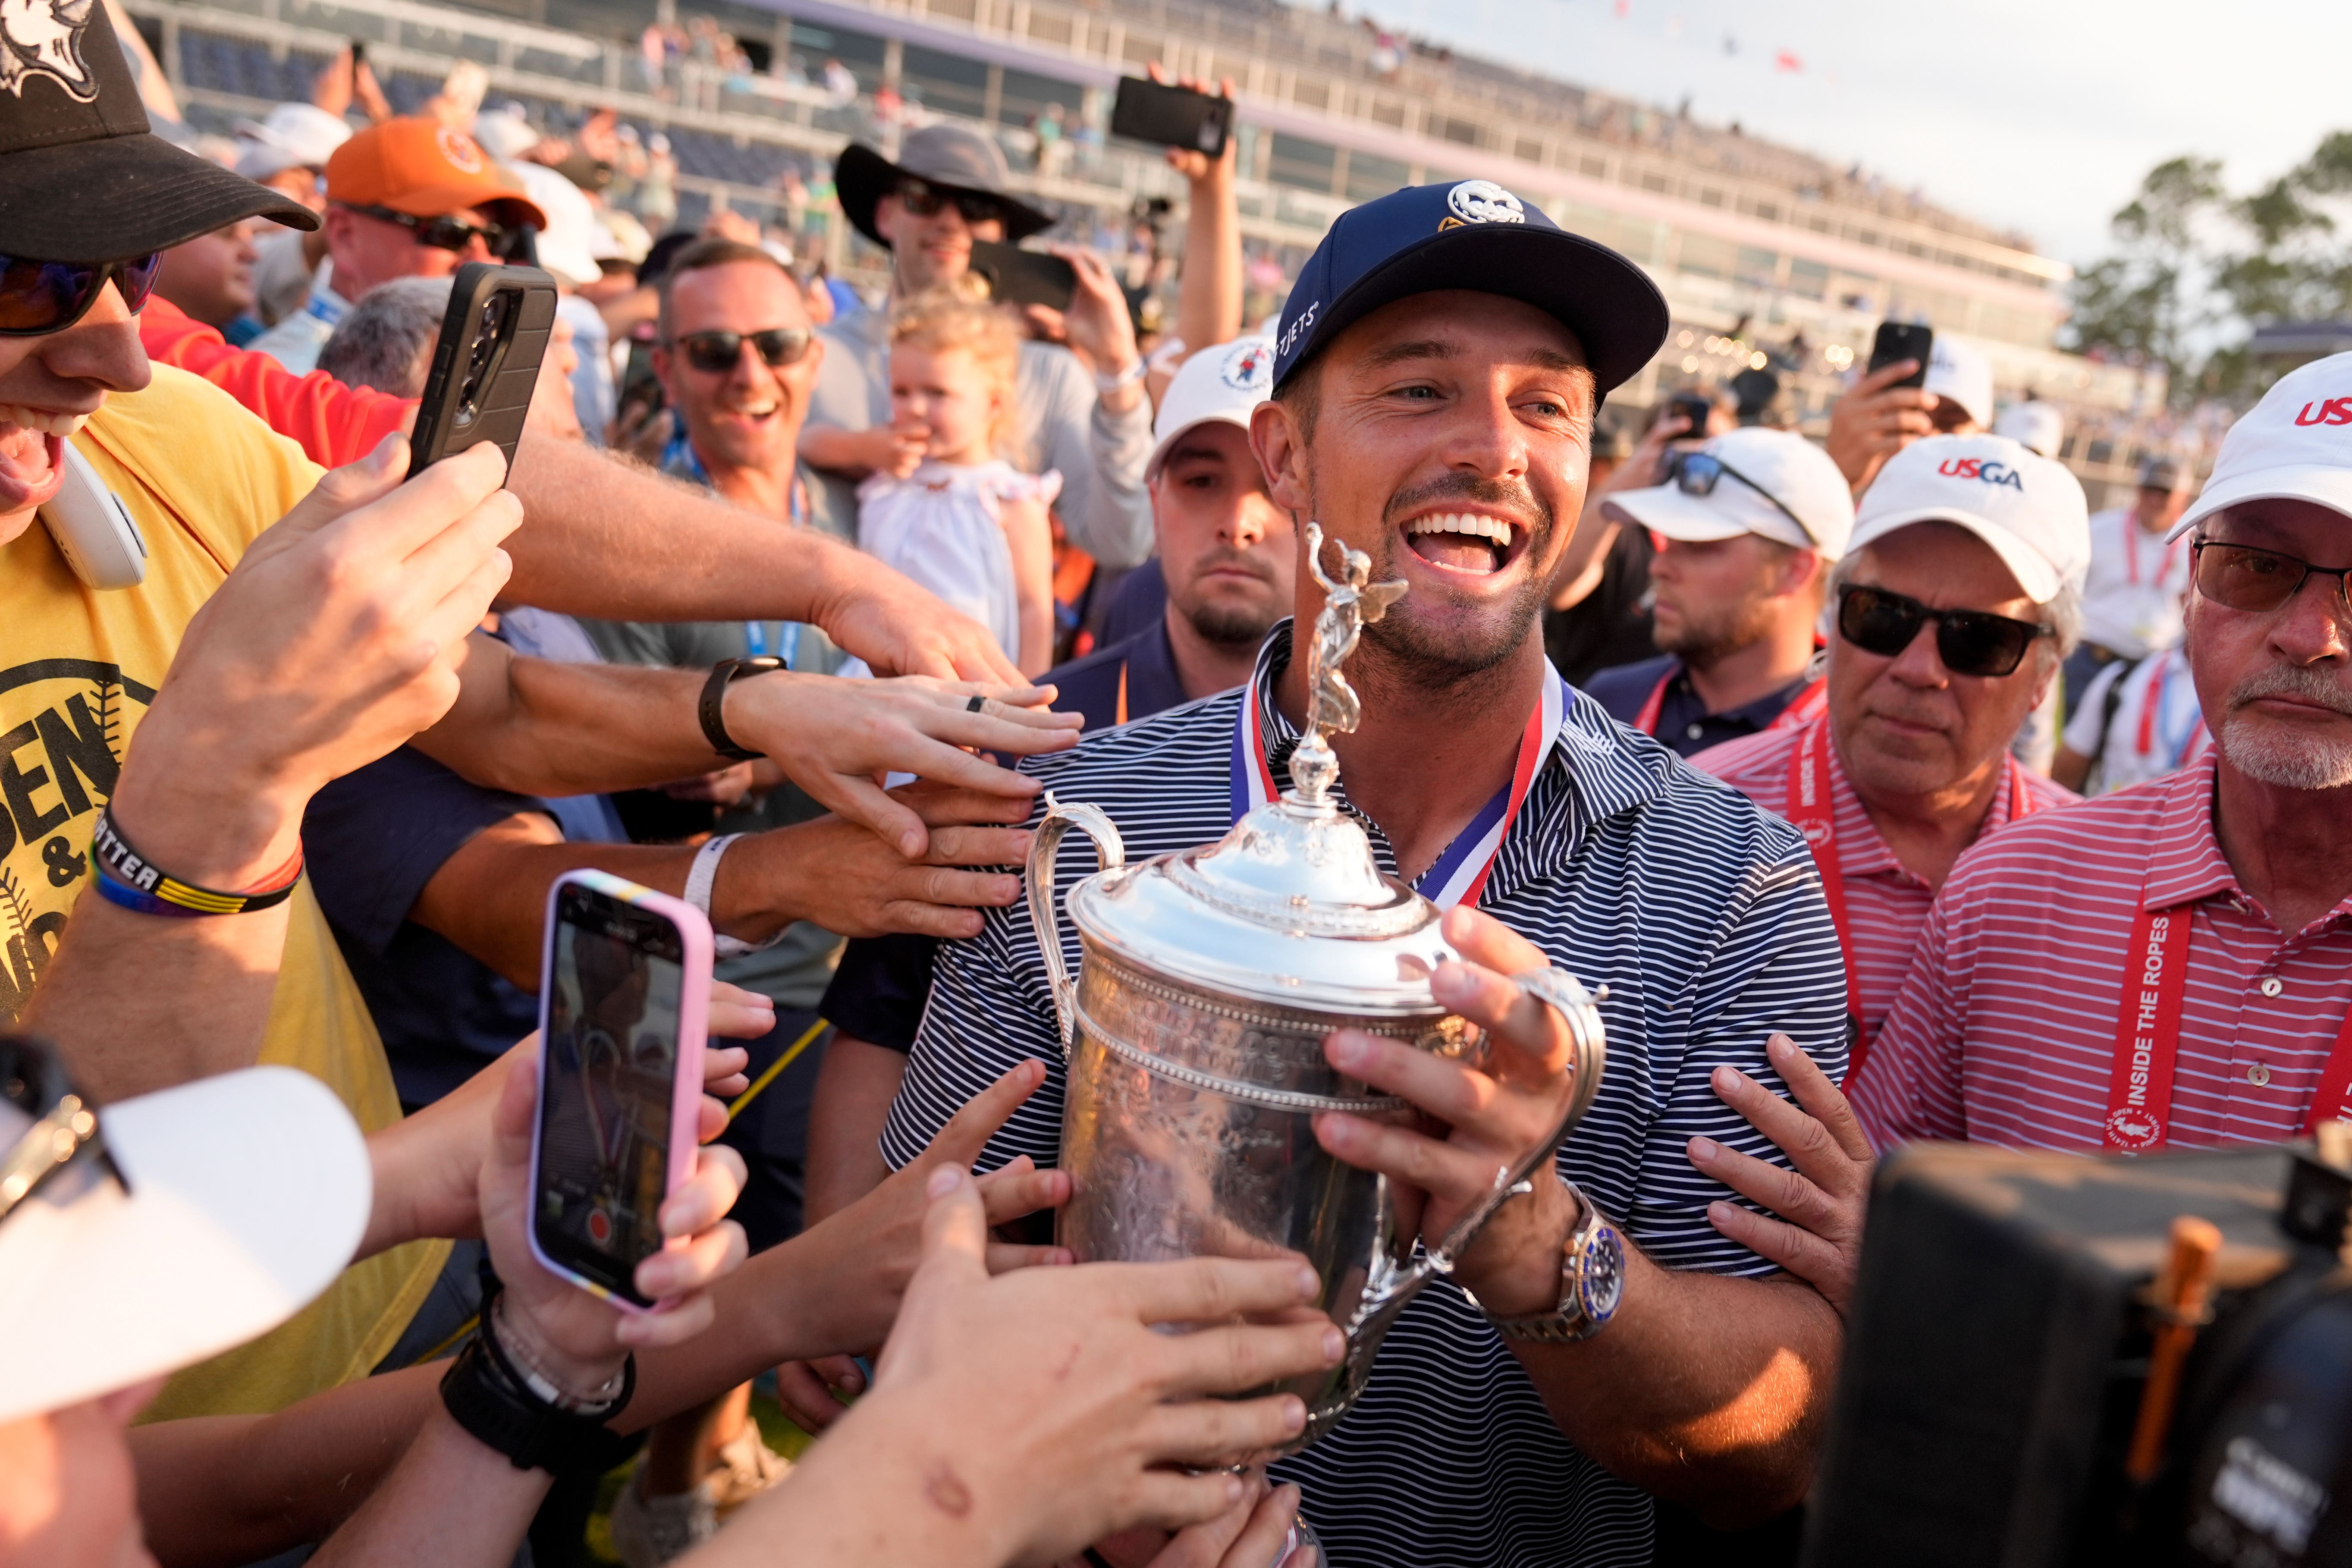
top-left (1229, 667), bottom-right (1567, 910)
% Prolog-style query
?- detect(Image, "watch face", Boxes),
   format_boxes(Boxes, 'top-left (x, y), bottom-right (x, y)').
top-left (1576, 1224), bottom-right (1626, 1325)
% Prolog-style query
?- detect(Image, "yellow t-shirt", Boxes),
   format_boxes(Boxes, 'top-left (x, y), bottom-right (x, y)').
top-left (0, 365), bottom-right (448, 1419)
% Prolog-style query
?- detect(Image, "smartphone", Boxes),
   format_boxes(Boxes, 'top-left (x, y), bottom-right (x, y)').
top-left (968, 240), bottom-right (1077, 312)
top-left (1868, 322), bottom-right (1934, 390)
top-left (40, 440), bottom-right (147, 589)
top-left (1110, 75), bottom-right (1233, 158)
top-left (406, 262), bottom-right (557, 480)
top-left (1667, 391), bottom-right (1713, 437)
top-left (529, 870), bottom-right (712, 1310)
top-left (348, 36), bottom-right (365, 69)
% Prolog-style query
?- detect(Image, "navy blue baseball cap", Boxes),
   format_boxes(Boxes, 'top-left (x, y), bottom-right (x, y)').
top-left (1271, 179), bottom-right (1670, 396)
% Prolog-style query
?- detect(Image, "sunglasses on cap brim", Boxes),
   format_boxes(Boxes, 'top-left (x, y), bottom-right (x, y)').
top-left (1664, 449), bottom-right (1813, 544)
top-left (1836, 584), bottom-right (2051, 678)
top-left (0, 1035), bottom-right (123, 1226)
top-left (0, 253), bottom-right (163, 337)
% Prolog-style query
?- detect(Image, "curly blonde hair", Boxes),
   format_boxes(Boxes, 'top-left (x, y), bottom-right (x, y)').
top-left (889, 286), bottom-right (1025, 458)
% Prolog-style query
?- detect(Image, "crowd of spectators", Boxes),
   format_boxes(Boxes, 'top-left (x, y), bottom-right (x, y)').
top-left (7, 9), bottom-right (2352, 1568)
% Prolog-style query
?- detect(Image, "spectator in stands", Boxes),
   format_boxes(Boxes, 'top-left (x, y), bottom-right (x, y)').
top-left (1687, 433), bottom-right (2085, 1158)
top-left (859, 292), bottom-right (1057, 676)
top-left (1824, 332), bottom-right (1992, 493)
top-left (153, 217), bottom-right (260, 340)
top-left (250, 117), bottom-right (547, 374)
top-left (880, 181), bottom-right (1849, 1564)
top-left (1583, 426), bottom-right (1853, 758)
top-left (316, 274), bottom-right (452, 394)
top-left (2054, 643), bottom-right (2211, 795)
top-left (232, 99), bottom-right (351, 327)
top-left (797, 337), bottom-right (1294, 1342)
top-left (1994, 398), bottom-right (2064, 459)
top-left (2066, 453), bottom-right (2195, 714)
top-left (807, 123), bottom-right (1156, 568)
top-left (1854, 354), bottom-right (2352, 1163)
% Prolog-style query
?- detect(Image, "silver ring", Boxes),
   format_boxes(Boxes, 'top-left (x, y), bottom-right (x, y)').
top-left (965, 694), bottom-right (986, 713)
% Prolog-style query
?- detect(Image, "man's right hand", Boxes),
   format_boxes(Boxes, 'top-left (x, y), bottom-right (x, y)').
top-left (1824, 359), bottom-right (1938, 493)
top-left (728, 783), bottom-right (1032, 941)
top-left (112, 436), bottom-right (518, 887)
top-left (722, 673), bottom-right (1080, 858)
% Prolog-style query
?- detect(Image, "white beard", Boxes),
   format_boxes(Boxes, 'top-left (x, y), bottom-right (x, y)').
top-left (2217, 717), bottom-right (2352, 789)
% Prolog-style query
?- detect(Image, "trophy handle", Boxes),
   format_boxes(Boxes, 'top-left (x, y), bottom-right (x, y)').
top-left (1024, 792), bottom-right (1126, 1059)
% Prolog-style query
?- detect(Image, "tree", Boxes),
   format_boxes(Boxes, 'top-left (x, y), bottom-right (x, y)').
top-left (2063, 156), bottom-right (2220, 397)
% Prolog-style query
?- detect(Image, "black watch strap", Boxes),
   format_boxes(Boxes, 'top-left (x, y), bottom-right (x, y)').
top-left (439, 1330), bottom-right (636, 1474)
top-left (698, 657), bottom-right (785, 762)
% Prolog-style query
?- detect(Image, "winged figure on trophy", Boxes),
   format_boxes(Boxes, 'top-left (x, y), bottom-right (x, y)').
top-left (1292, 521), bottom-right (1406, 803)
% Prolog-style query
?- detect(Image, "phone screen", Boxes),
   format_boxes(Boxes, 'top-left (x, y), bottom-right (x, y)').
top-left (534, 883), bottom-right (687, 1305)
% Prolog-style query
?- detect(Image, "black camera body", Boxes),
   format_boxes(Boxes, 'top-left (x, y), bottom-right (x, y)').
top-left (1806, 1140), bottom-right (2352, 1568)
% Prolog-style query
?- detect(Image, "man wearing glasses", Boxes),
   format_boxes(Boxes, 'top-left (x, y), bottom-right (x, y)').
top-left (249, 116), bottom-right (545, 374)
top-left (1848, 359), bottom-right (2352, 1163)
top-left (1583, 426), bottom-right (1854, 758)
top-left (802, 124), bottom-right (1156, 569)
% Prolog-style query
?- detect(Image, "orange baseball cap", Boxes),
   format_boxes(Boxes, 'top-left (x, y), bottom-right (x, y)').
top-left (325, 117), bottom-right (546, 230)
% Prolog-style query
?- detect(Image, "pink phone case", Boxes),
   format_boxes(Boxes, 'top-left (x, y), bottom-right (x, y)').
top-left (527, 868), bottom-right (713, 1312)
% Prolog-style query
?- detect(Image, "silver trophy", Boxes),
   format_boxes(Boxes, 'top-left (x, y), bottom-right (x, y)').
top-left (1028, 523), bottom-right (1607, 1452)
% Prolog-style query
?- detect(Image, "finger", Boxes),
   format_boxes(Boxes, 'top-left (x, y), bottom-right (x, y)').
top-left (271, 433), bottom-right (410, 543)
top-left (1426, 958), bottom-right (1571, 1084)
top-left (638, 1215), bottom-right (749, 1298)
top-left (983, 1241), bottom-right (1074, 1273)
top-left (927, 1059), bottom-right (1048, 1166)
top-left (809, 773), bottom-right (935, 859)
top-left (709, 988), bottom-right (778, 1039)
top-left (1108, 1255), bottom-right (1326, 1330)
top-left (1147, 1472), bottom-right (1268, 1568)
top-left (1119, 1471), bottom-right (1257, 1540)
top-left (1705, 1066), bottom-right (1858, 1194)
top-left (1139, 1393), bottom-right (1311, 1467)
top-left (1850, 358), bottom-right (1921, 395)
top-left (910, 1164), bottom-right (991, 1290)
top-left (660, 1143), bottom-right (749, 1237)
top-left (697, 1095), bottom-right (730, 1143)
top-left (811, 1352), bottom-right (868, 1396)
top-left (1024, 304), bottom-right (1065, 337)
top-left (1686, 1134), bottom-right (1836, 1231)
top-left (902, 784), bottom-right (1039, 828)
top-left (1312, 1110), bottom-right (1500, 1208)
top-left (1705, 1197), bottom-right (1845, 1291)
top-left (875, 901), bottom-right (986, 940)
top-left (1322, 1029), bottom-right (1497, 1128)
top-left (1220, 1485), bottom-right (1304, 1568)
top-left (774, 1360), bottom-right (851, 1431)
top-left (893, 865), bottom-right (1024, 912)
top-left (917, 828), bottom-right (1030, 871)
top-left (1438, 905), bottom-right (1552, 979)
top-left (360, 441), bottom-right (514, 562)
top-left (1767, 1033), bottom-right (1875, 1162)
top-left (976, 1160), bottom-right (1071, 1225)
top-left (617, 1289), bottom-right (716, 1348)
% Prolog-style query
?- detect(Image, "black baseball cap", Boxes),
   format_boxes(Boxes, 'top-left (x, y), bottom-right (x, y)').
top-left (0, 0), bottom-right (314, 264)
top-left (1271, 179), bottom-right (1669, 396)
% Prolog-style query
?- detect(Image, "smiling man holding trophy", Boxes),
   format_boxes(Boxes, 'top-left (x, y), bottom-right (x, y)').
top-left (883, 180), bottom-right (1852, 1566)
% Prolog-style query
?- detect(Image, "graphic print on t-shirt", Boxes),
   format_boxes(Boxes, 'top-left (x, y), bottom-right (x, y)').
top-left (0, 658), bottom-right (152, 1021)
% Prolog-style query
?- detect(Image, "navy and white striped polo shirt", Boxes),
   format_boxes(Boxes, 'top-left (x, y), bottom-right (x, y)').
top-left (882, 625), bottom-right (1848, 1567)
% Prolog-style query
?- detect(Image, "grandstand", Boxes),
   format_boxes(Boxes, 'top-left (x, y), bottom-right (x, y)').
top-left (129, 0), bottom-right (2178, 503)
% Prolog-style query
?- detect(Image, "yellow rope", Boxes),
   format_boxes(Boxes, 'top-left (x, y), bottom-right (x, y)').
top-left (726, 1018), bottom-right (829, 1123)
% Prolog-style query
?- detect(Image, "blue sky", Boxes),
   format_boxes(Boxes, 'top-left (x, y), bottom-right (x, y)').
top-left (1340, 0), bottom-right (2349, 271)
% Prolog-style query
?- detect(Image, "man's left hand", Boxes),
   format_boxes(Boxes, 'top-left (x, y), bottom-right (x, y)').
top-left (816, 560), bottom-right (1030, 685)
top-left (1312, 905), bottom-right (1590, 1317)
top-left (1685, 1032), bottom-right (1874, 1317)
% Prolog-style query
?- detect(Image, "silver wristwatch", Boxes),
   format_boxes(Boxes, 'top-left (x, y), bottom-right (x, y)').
top-left (1470, 1179), bottom-right (1626, 1344)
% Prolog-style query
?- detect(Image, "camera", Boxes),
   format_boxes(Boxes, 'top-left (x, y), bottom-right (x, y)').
top-left (1805, 1134), bottom-right (2352, 1567)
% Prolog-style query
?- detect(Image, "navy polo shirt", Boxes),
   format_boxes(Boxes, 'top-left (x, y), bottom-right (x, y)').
top-left (1583, 653), bottom-right (1815, 760)
top-left (822, 616), bottom-right (1193, 1051)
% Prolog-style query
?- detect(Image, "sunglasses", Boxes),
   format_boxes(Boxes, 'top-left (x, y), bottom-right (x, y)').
top-left (669, 327), bottom-right (815, 374)
top-left (893, 179), bottom-right (1005, 227)
top-left (343, 203), bottom-right (509, 255)
top-left (1837, 584), bottom-right (2051, 678)
top-left (1664, 449), bottom-right (1813, 544)
top-left (0, 1036), bottom-right (122, 1226)
top-left (2192, 540), bottom-right (2352, 616)
top-left (0, 252), bottom-right (163, 337)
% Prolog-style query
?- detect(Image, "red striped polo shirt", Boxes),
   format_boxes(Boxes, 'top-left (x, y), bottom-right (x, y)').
top-left (1851, 753), bottom-right (2352, 1152)
top-left (1692, 723), bottom-right (2076, 1050)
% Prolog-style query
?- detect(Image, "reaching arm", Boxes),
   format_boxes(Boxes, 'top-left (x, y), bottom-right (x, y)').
top-left (998, 493), bottom-right (1057, 678)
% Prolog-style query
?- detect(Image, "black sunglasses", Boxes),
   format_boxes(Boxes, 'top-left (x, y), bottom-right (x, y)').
top-left (0, 252), bottom-right (163, 337)
top-left (2192, 540), bottom-right (2352, 616)
top-left (893, 179), bottom-right (1005, 227)
top-left (0, 1036), bottom-right (122, 1225)
top-left (1837, 584), bottom-right (2051, 678)
top-left (1665, 449), bottom-right (1814, 544)
top-left (343, 203), bottom-right (509, 255)
top-left (669, 327), bottom-right (815, 374)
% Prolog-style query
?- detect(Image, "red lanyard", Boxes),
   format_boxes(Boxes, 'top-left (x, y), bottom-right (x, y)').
top-left (2124, 521), bottom-right (2182, 588)
top-left (2133, 650), bottom-right (2209, 760)
top-left (2103, 897), bottom-right (2352, 1152)
top-left (1784, 718), bottom-right (2038, 1079)
top-left (1633, 665), bottom-right (1826, 738)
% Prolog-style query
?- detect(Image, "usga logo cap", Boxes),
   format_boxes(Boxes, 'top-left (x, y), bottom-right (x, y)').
top-left (1847, 433), bottom-right (2090, 604)
top-left (2174, 350), bottom-right (2352, 540)
top-left (1271, 179), bottom-right (1670, 395)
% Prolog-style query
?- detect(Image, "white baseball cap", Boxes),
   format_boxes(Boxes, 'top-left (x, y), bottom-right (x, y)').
top-left (1601, 426), bottom-right (1856, 559)
top-left (2173, 351), bottom-right (2352, 540)
top-left (1993, 400), bottom-right (2064, 459)
top-left (506, 161), bottom-right (601, 289)
top-left (1924, 334), bottom-right (1994, 428)
top-left (0, 1062), bottom-right (371, 1424)
top-left (1145, 336), bottom-right (1275, 481)
top-left (1847, 433), bottom-right (2089, 603)
top-left (232, 102), bottom-right (353, 182)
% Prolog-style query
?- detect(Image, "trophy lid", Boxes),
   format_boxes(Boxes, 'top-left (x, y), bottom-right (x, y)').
top-left (1062, 524), bottom-right (1463, 1017)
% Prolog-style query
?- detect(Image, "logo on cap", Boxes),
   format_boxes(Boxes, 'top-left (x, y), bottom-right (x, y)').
top-left (1220, 339), bottom-right (1273, 392)
top-left (436, 126), bottom-right (486, 174)
top-left (1936, 456), bottom-right (2025, 492)
top-left (1444, 180), bottom-right (1525, 228)
top-left (2293, 398), bottom-right (2352, 427)
top-left (0, 0), bottom-right (99, 104)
